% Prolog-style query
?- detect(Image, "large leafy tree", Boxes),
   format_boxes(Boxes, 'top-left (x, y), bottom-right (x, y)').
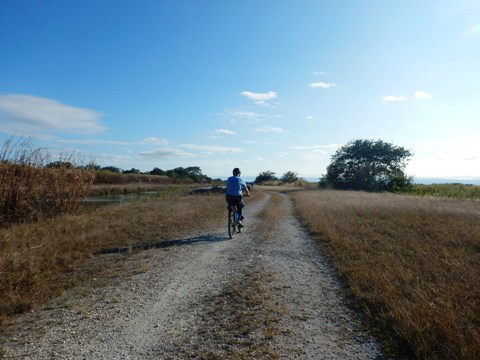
top-left (254, 170), bottom-right (277, 184)
top-left (321, 139), bottom-right (413, 192)
top-left (281, 171), bottom-right (298, 183)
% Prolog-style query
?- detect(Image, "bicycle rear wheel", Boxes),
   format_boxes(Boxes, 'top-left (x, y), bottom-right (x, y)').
top-left (228, 208), bottom-right (236, 239)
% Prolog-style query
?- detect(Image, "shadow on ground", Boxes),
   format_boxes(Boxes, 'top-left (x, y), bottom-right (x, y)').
top-left (99, 233), bottom-right (229, 254)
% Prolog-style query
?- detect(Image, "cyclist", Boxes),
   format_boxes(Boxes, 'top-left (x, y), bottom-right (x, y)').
top-left (225, 167), bottom-right (250, 227)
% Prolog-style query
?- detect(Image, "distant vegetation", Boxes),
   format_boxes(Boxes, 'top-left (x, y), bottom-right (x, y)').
top-left (254, 170), bottom-right (300, 185)
top-left (408, 183), bottom-right (480, 199)
top-left (94, 165), bottom-right (215, 184)
top-left (93, 166), bottom-right (215, 185)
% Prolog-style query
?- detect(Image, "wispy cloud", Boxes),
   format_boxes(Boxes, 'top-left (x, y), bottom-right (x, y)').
top-left (414, 91), bottom-right (432, 99)
top-left (215, 129), bottom-right (236, 135)
top-left (141, 137), bottom-right (168, 145)
top-left (254, 156), bottom-right (268, 161)
top-left (468, 23), bottom-right (480, 34)
top-left (381, 95), bottom-right (407, 102)
top-left (0, 94), bottom-right (105, 133)
top-left (226, 110), bottom-right (267, 120)
top-left (253, 125), bottom-right (285, 133)
top-left (313, 70), bottom-right (327, 75)
top-left (289, 145), bottom-right (333, 161)
top-left (139, 148), bottom-right (194, 159)
top-left (309, 82), bottom-right (337, 89)
top-left (57, 139), bottom-right (130, 146)
top-left (179, 144), bottom-right (243, 154)
top-left (240, 90), bottom-right (278, 105)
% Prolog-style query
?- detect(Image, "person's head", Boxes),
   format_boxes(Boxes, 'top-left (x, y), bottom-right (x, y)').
top-left (232, 167), bottom-right (241, 176)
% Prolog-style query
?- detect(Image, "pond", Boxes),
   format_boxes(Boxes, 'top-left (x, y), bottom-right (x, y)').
top-left (82, 191), bottom-right (159, 208)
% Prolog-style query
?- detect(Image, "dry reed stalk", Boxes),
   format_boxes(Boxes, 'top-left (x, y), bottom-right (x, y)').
top-left (291, 190), bottom-right (480, 359)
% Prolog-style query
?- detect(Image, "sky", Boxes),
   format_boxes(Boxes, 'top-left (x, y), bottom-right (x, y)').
top-left (1, 0), bottom-right (480, 183)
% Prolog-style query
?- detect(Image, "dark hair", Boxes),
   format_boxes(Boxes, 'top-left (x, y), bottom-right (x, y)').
top-left (233, 168), bottom-right (241, 176)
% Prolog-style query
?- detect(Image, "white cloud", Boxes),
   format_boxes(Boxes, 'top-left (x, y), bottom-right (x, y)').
top-left (253, 125), bottom-right (285, 133)
top-left (139, 148), bottom-right (194, 159)
top-left (381, 95), bottom-right (407, 102)
top-left (179, 144), bottom-right (243, 154)
top-left (0, 94), bottom-right (105, 133)
top-left (309, 82), bottom-right (337, 89)
top-left (254, 156), bottom-right (268, 161)
top-left (141, 137), bottom-right (168, 145)
top-left (215, 129), bottom-right (236, 135)
top-left (414, 91), bottom-right (432, 99)
top-left (240, 90), bottom-right (278, 105)
top-left (313, 70), bottom-right (327, 75)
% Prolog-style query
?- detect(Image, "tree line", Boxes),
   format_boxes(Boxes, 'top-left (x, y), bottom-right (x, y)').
top-left (96, 165), bottom-right (214, 183)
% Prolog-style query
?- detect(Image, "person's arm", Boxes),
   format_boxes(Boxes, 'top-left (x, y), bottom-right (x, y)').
top-left (242, 183), bottom-right (250, 197)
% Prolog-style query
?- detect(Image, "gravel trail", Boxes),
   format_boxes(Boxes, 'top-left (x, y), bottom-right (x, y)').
top-left (2, 192), bottom-right (385, 359)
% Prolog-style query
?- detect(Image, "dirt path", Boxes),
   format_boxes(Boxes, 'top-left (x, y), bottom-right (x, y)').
top-left (2, 192), bottom-right (385, 359)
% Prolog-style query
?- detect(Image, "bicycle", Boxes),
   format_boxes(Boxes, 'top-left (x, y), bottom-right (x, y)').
top-left (227, 203), bottom-right (241, 239)
top-left (227, 194), bottom-right (249, 239)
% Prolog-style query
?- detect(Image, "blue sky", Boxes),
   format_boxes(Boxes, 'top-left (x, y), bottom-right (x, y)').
top-left (1, 0), bottom-right (479, 182)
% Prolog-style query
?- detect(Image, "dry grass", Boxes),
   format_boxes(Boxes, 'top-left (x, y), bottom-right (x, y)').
top-left (0, 192), bottom-right (230, 324)
top-left (291, 189), bottom-right (480, 359)
top-left (0, 189), bottom-right (265, 327)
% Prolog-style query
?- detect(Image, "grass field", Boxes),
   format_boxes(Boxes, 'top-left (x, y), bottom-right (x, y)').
top-left (291, 189), bottom-right (480, 359)
top-left (2, 178), bottom-right (479, 359)
top-left (0, 188), bottom-right (263, 326)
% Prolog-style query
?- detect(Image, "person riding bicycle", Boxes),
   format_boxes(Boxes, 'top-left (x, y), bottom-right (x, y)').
top-left (225, 167), bottom-right (250, 227)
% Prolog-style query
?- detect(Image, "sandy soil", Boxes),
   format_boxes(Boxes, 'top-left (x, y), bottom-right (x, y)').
top-left (1, 192), bottom-right (386, 359)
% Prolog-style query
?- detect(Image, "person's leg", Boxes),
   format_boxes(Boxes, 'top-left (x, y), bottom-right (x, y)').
top-left (237, 198), bottom-right (244, 219)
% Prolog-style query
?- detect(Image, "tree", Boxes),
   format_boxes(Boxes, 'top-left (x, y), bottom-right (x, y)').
top-left (281, 171), bottom-right (298, 183)
top-left (321, 139), bottom-right (413, 192)
top-left (254, 170), bottom-right (277, 184)
top-left (46, 161), bottom-right (74, 169)
top-left (100, 166), bottom-right (122, 173)
top-left (150, 167), bottom-right (166, 176)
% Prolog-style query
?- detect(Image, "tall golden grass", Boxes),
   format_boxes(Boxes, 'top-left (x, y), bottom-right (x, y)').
top-left (291, 190), bottom-right (480, 359)
top-left (0, 138), bottom-right (94, 226)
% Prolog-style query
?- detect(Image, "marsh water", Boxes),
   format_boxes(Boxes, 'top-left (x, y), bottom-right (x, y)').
top-left (82, 191), bottom-right (159, 208)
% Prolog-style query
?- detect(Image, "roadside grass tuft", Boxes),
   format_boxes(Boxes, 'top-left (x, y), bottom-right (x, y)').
top-left (291, 189), bottom-right (480, 360)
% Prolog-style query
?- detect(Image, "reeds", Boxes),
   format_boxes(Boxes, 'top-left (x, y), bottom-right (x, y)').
top-left (292, 190), bottom-right (480, 359)
top-left (0, 137), bottom-right (94, 226)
